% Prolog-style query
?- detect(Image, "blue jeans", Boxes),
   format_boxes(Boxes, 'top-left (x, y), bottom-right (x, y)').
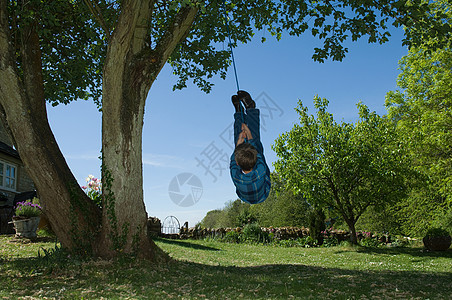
top-left (234, 108), bottom-right (264, 155)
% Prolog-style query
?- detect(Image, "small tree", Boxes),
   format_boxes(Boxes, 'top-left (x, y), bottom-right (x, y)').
top-left (200, 209), bottom-right (223, 228)
top-left (273, 97), bottom-right (412, 243)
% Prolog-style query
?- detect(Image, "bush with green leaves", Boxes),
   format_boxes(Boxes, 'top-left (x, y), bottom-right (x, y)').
top-left (273, 236), bottom-right (317, 248)
top-left (239, 223), bottom-right (271, 244)
top-left (322, 236), bottom-right (340, 247)
top-left (360, 237), bottom-right (385, 248)
top-left (221, 231), bottom-right (241, 243)
top-left (388, 237), bottom-right (411, 248)
top-left (424, 228), bottom-right (451, 238)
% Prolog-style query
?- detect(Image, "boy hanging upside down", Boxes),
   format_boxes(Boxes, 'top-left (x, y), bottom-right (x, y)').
top-left (230, 90), bottom-right (271, 204)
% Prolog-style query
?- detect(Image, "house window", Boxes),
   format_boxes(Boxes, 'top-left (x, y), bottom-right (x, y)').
top-left (0, 161), bottom-right (17, 190)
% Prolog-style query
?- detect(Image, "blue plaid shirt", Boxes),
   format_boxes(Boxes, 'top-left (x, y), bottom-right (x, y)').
top-left (230, 139), bottom-right (271, 204)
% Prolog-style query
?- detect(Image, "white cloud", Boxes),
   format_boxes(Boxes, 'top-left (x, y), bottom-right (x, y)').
top-left (142, 153), bottom-right (188, 169)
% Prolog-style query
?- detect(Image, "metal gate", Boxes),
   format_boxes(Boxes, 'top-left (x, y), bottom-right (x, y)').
top-left (161, 216), bottom-right (180, 234)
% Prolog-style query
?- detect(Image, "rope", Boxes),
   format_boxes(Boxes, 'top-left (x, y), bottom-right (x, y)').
top-left (222, 0), bottom-right (240, 92)
top-left (222, 0), bottom-right (247, 143)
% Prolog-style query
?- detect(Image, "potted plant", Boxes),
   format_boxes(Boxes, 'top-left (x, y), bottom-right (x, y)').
top-left (11, 197), bottom-right (42, 239)
top-left (423, 227), bottom-right (451, 251)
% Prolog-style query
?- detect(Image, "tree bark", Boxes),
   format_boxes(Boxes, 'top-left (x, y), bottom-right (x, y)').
top-left (98, 0), bottom-right (198, 258)
top-left (345, 219), bottom-right (358, 244)
top-left (0, 1), bottom-right (101, 253)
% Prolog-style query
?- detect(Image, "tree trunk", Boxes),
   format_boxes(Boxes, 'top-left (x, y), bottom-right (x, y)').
top-left (0, 4), bottom-right (101, 253)
top-left (97, 0), bottom-right (198, 258)
top-left (345, 219), bottom-right (358, 244)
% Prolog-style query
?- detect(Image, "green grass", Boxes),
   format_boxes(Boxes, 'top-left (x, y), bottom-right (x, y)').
top-left (1, 235), bottom-right (451, 299)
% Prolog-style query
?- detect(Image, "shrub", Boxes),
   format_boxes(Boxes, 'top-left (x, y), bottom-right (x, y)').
top-left (274, 236), bottom-right (316, 248)
top-left (322, 236), bottom-right (339, 247)
top-left (321, 229), bottom-right (341, 247)
top-left (423, 227), bottom-right (452, 251)
top-left (222, 231), bottom-right (240, 243)
top-left (360, 237), bottom-right (384, 248)
top-left (298, 236), bottom-right (316, 247)
top-left (424, 227), bottom-right (450, 238)
top-left (275, 239), bottom-right (298, 247)
top-left (240, 223), bottom-right (271, 244)
top-left (388, 236), bottom-right (411, 248)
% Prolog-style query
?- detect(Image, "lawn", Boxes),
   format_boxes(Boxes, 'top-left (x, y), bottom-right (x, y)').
top-left (0, 235), bottom-right (451, 299)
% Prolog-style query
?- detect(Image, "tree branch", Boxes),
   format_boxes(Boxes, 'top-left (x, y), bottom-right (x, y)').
top-left (83, 0), bottom-right (111, 40)
top-left (154, 5), bottom-right (198, 62)
top-left (326, 176), bottom-right (347, 217)
top-left (18, 3), bottom-right (46, 117)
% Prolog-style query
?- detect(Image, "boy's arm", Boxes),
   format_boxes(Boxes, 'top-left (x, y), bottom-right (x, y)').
top-left (241, 123), bottom-right (253, 140)
top-left (236, 130), bottom-right (247, 146)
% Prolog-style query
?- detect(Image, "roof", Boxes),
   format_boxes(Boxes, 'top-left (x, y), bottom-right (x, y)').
top-left (0, 141), bottom-right (20, 159)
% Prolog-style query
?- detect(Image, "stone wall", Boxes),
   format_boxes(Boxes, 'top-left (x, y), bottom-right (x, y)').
top-left (178, 226), bottom-right (333, 241)
top-left (149, 217), bottom-right (397, 245)
top-left (17, 165), bottom-right (35, 193)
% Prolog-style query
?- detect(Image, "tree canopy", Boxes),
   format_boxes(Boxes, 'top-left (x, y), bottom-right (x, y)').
top-left (7, 0), bottom-right (452, 103)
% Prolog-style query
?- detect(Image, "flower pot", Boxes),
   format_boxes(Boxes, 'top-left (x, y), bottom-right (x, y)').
top-left (11, 216), bottom-right (41, 239)
top-left (423, 235), bottom-right (451, 251)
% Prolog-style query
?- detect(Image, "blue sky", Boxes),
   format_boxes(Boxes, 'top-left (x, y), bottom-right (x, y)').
top-left (47, 27), bottom-right (407, 229)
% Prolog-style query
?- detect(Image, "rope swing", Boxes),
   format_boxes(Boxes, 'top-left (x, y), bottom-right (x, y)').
top-left (222, 0), bottom-right (240, 93)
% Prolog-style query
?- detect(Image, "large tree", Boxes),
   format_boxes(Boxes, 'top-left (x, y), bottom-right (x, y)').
top-left (273, 97), bottom-right (412, 243)
top-left (0, 0), bottom-right (450, 257)
top-left (385, 44), bottom-right (452, 234)
top-left (386, 46), bottom-right (452, 204)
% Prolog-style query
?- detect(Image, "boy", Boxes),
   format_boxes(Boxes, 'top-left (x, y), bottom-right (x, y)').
top-left (230, 90), bottom-right (271, 204)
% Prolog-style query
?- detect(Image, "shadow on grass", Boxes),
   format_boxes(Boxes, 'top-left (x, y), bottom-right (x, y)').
top-left (352, 246), bottom-right (452, 258)
top-left (153, 237), bottom-right (221, 251)
top-left (2, 238), bottom-right (451, 299)
top-left (1, 249), bottom-right (452, 299)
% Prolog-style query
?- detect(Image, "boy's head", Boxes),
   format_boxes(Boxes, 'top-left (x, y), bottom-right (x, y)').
top-left (234, 143), bottom-right (258, 172)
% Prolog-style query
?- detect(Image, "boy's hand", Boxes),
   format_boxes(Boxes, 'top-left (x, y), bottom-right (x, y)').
top-left (237, 124), bottom-right (253, 146)
top-left (241, 123), bottom-right (253, 140)
top-left (236, 131), bottom-right (247, 146)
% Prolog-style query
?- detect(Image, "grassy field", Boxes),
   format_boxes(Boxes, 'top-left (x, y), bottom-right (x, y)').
top-left (0, 235), bottom-right (451, 299)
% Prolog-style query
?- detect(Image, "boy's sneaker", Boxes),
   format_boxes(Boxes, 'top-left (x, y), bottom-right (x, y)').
top-left (238, 90), bottom-right (255, 109)
top-left (232, 95), bottom-right (243, 113)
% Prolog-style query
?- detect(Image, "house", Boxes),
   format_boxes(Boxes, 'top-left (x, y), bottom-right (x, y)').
top-left (0, 122), bottom-right (36, 234)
